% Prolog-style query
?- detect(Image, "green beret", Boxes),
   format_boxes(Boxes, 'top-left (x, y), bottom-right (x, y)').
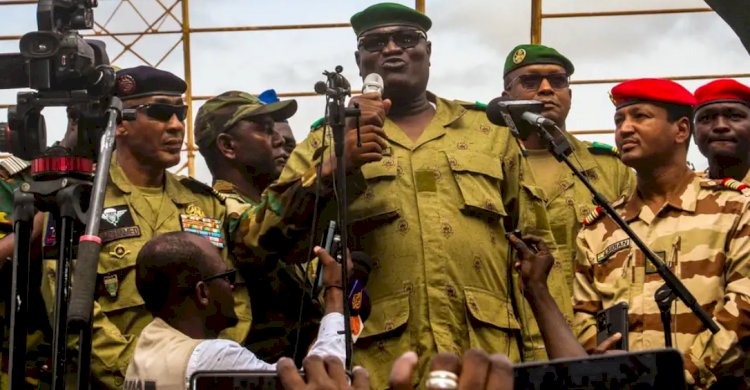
top-left (351, 2), bottom-right (431, 37)
top-left (194, 91), bottom-right (297, 150)
top-left (503, 44), bottom-right (575, 76)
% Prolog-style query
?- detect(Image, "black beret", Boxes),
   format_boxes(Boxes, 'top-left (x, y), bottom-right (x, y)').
top-left (115, 66), bottom-right (187, 101)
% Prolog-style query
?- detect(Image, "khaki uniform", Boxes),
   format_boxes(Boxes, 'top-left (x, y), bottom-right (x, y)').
top-left (216, 180), bottom-right (322, 364)
top-left (40, 155), bottom-right (251, 389)
top-left (573, 171), bottom-right (750, 388)
top-left (515, 135), bottom-right (634, 360)
top-left (258, 94), bottom-right (523, 389)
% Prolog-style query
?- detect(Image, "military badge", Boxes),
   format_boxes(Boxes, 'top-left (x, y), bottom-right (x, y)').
top-left (596, 239), bottom-right (630, 263)
top-left (186, 204), bottom-right (206, 218)
top-left (645, 251), bottom-right (667, 275)
top-left (180, 214), bottom-right (224, 248)
top-left (512, 48), bottom-right (526, 64)
top-left (103, 274), bottom-right (119, 298)
top-left (99, 205), bottom-right (140, 243)
top-left (102, 207), bottom-right (128, 226)
top-left (109, 244), bottom-right (130, 260)
top-left (116, 74), bottom-right (136, 95)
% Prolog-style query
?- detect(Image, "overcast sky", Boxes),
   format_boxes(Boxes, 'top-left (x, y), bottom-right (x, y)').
top-left (1, 0), bottom-right (748, 183)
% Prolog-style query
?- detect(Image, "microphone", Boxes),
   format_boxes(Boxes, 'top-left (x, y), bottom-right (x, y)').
top-left (362, 73), bottom-right (384, 96)
top-left (521, 111), bottom-right (557, 128)
top-left (349, 251), bottom-right (372, 342)
top-left (486, 97), bottom-right (545, 140)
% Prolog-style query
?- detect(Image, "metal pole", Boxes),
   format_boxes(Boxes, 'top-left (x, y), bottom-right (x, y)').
top-left (181, 0), bottom-right (195, 177)
top-left (415, 0), bottom-right (425, 13)
top-left (531, 0), bottom-right (543, 43)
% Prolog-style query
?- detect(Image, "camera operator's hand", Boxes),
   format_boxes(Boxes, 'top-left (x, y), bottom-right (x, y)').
top-left (590, 333), bottom-right (625, 355)
top-left (507, 234), bottom-right (555, 299)
top-left (389, 349), bottom-right (513, 390)
top-left (320, 93), bottom-right (390, 179)
top-left (277, 356), bottom-right (370, 390)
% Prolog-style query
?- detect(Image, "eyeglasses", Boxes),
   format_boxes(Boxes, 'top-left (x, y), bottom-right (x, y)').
top-left (508, 73), bottom-right (570, 91)
top-left (358, 30), bottom-right (426, 52)
top-left (131, 103), bottom-right (188, 122)
top-left (202, 268), bottom-right (237, 285)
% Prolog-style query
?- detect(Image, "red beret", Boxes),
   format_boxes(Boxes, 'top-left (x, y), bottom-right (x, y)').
top-left (610, 78), bottom-right (696, 109)
top-left (694, 79), bottom-right (750, 110)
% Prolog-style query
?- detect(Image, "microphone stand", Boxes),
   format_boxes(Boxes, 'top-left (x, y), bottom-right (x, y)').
top-left (520, 118), bottom-right (719, 340)
top-left (314, 66), bottom-right (360, 371)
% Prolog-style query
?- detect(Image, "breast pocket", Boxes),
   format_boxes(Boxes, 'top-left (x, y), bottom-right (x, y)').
top-left (96, 236), bottom-right (147, 314)
top-left (349, 157), bottom-right (402, 235)
top-left (445, 151), bottom-right (507, 220)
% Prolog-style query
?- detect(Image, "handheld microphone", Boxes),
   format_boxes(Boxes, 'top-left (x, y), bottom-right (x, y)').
top-left (362, 73), bottom-right (384, 96)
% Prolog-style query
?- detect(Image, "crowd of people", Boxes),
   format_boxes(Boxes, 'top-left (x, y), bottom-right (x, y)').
top-left (1, 2), bottom-right (749, 389)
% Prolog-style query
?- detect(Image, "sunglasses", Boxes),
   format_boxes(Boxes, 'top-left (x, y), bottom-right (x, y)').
top-left (358, 30), bottom-right (426, 52)
top-left (131, 103), bottom-right (188, 122)
top-left (202, 268), bottom-right (237, 285)
top-left (508, 73), bottom-right (570, 91)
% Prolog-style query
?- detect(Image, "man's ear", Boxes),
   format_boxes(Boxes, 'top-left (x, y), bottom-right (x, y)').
top-left (216, 133), bottom-right (236, 160)
top-left (675, 117), bottom-right (691, 145)
top-left (195, 281), bottom-right (210, 307)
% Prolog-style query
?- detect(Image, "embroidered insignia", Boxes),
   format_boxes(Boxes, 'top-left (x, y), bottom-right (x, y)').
top-left (103, 274), bottom-right (119, 298)
top-left (109, 244), bottom-right (130, 260)
top-left (101, 208), bottom-right (128, 226)
top-left (185, 204), bottom-right (205, 218)
top-left (645, 251), bottom-right (667, 275)
top-left (180, 214), bottom-right (224, 248)
top-left (596, 239), bottom-right (630, 264)
top-left (512, 48), bottom-right (526, 64)
top-left (116, 74), bottom-right (136, 95)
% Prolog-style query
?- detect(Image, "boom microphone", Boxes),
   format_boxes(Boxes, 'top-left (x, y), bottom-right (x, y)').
top-left (362, 73), bottom-right (384, 96)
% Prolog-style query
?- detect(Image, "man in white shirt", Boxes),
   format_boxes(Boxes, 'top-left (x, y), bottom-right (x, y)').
top-left (124, 231), bottom-right (346, 389)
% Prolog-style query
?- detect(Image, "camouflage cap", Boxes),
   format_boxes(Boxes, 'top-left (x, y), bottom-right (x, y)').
top-left (504, 44), bottom-right (575, 76)
top-left (350, 2), bottom-right (432, 37)
top-left (194, 91), bottom-right (297, 150)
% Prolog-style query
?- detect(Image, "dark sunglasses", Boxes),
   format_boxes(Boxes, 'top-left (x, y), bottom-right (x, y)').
top-left (131, 103), bottom-right (188, 122)
top-left (358, 30), bottom-right (426, 52)
top-left (508, 73), bottom-right (570, 91)
top-left (202, 268), bottom-right (237, 285)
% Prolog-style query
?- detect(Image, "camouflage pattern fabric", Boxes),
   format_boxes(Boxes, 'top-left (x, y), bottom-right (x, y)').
top-left (573, 171), bottom-right (750, 388)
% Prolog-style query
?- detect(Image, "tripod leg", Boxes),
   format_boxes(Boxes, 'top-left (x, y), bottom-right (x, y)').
top-left (51, 216), bottom-right (75, 390)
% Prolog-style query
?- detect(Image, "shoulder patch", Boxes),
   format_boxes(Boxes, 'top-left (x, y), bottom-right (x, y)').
top-left (456, 100), bottom-right (487, 111)
top-left (179, 176), bottom-right (224, 201)
top-left (310, 117), bottom-right (326, 130)
top-left (703, 178), bottom-right (750, 194)
top-left (587, 141), bottom-right (620, 157)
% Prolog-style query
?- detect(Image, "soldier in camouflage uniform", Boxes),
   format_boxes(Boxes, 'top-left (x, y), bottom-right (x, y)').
top-left (247, 3), bottom-right (529, 388)
top-left (694, 79), bottom-right (750, 183)
top-left (194, 90), bottom-right (324, 364)
top-left (512, 79), bottom-right (750, 388)
top-left (40, 67), bottom-right (251, 388)
top-left (501, 43), bottom-right (635, 361)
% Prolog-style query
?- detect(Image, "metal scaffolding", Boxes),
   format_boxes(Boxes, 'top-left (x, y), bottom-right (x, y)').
top-left (530, 0), bottom-right (750, 136)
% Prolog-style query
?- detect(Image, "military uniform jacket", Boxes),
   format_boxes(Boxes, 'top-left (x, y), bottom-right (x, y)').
top-left (573, 171), bottom-right (750, 388)
top-left (262, 93), bottom-right (524, 388)
top-left (41, 155), bottom-right (251, 389)
top-left (514, 135), bottom-right (634, 360)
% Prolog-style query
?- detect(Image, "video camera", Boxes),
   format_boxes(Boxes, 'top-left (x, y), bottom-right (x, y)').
top-left (0, 0), bottom-right (115, 164)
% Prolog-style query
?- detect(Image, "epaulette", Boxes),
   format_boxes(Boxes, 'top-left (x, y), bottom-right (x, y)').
top-left (310, 117), bottom-right (326, 131)
top-left (179, 176), bottom-right (221, 198)
top-left (457, 100), bottom-right (487, 111)
top-left (702, 177), bottom-right (750, 194)
top-left (587, 141), bottom-right (620, 157)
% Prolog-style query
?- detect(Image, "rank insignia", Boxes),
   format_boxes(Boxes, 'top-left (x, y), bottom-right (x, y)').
top-left (103, 274), bottom-right (119, 298)
top-left (596, 239), bottom-right (630, 264)
top-left (645, 251), bottom-right (666, 275)
top-left (180, 214), bottom-right (224, 248)
top-left (109, 244), bottom-right (130, 260)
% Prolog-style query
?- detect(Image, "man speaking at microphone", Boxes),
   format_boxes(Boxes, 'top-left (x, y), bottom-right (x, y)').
top-left (255, 3), bottom-right (525, 388)
top-left (501, 44), bottom-right (635, 360)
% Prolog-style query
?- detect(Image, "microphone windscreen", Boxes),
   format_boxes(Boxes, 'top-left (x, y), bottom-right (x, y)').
top-left (485, 96), bottom-right (513, 127)
top-left (362, 73), bottom-right (384, 95)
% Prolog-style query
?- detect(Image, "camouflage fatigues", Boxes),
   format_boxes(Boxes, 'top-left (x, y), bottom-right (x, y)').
top-left (514, 135), bottom-right (635, 360)
top-left (40, 155), bottom-right (251, 388)
top-left (216, 179), bottom-right (322, 364)
top-left (573, 171), bottom-right (750, 388)
top-left (256, 93), bottom-right (523, 389)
